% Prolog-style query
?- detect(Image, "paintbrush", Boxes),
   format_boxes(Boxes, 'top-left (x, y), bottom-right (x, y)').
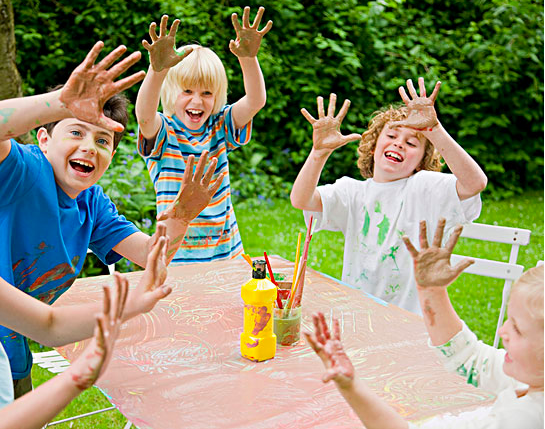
top-left (286, 217), bottom-right (314, 310)
top-left (264, 251), bottom-right (283, 309)
top-left (292, 232), bottom-right (302, 289)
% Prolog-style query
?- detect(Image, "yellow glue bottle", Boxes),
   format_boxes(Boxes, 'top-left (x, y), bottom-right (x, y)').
top-left (240, 259), bottom-right (277, 362)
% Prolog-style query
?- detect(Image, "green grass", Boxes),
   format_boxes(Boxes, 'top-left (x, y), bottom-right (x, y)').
top-left (29, 190), bottom-right (543, 428)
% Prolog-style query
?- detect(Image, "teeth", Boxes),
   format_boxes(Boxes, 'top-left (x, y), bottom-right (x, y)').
top-left (72, 160), bottom-right (93, 168)
top-left (385, 151), bottom-right (402, 161)
top-left (187, 109), bottom-right (203, 115)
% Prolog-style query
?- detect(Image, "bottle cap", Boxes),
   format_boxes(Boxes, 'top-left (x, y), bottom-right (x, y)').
top-left (252, 260), bottom-right (267, 279)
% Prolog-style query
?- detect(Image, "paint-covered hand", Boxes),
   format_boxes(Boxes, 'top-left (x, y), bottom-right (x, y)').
top-left (157, 151), bottom-right (226, 224)
top-left (402, 218), bottom-right (474, 288)
top-left (301, 93), bottom-right (361, 155)
top-left (142, 15), bottom-right (193, 73)
top-left (304, 312), bottom-right (355, 389)
top-left (229, 6), bottom-right (273, 58)
top-left (390, 77), bottom-right (441, 131)
top-left (66, 273), bottom-right (128, 390)
top-left (60, 42), bottom-right (145, 132)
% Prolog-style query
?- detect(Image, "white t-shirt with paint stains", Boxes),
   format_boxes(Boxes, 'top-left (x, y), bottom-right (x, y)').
top-left (303, 170), bottom-right (481, 314)
top-left (409, 322), bottom-right (543, 428)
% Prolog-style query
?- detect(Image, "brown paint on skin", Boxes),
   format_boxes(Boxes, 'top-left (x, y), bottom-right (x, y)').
top-left (170, 234), bottom-right (184, 246)
top-left (423, 298), bottom-right (436, 327)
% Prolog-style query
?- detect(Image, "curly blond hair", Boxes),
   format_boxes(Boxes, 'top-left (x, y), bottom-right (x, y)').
top-left (357, 105), bottom-right (442, 179)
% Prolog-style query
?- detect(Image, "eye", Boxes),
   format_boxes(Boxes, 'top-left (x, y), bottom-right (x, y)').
top-left (407, 141), bottom-right (417, 147)
top-left (183, 89), bottom-right (192, 94)
top-left (386, 134), bottom-right (395, 139)
top-left (70, 130), bottom-right (82, 137)
top-left (202, 91), bottom-right (213, 97)
top-left (97, 138), bottom-right (110, 146)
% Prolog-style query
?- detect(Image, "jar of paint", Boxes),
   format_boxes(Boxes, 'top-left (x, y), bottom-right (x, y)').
top-left (240, 260), bottom-right (277, 362)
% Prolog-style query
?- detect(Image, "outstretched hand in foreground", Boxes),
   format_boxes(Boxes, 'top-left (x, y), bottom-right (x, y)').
top-left (402, 218), bottom-right (474, 288)
top-left (304, 312), bottom-right (355, 389)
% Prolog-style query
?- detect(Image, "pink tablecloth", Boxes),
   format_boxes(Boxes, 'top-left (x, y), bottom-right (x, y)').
top-left (56, 256), bottom-right (494, 429)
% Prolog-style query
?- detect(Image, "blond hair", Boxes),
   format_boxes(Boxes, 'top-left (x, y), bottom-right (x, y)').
top-left (160, 45), bottom-right (228, 116)
top-left (510, 265), bottom-right (544, 325)
top-left (356, 105), bottom-right (442, 179)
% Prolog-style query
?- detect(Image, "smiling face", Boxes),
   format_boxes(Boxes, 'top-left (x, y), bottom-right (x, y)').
top-left (372, 123), bottom-right (427, 183)
top-left (498, 289), bottom-right (544, 391)
top-left (174, 85), bottom-right (216, 130)
top-left (38, 119), bottom-right (115, 198)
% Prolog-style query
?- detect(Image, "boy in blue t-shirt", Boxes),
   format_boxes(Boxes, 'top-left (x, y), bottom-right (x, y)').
top-left (0, 41), bottom-right (223, 397)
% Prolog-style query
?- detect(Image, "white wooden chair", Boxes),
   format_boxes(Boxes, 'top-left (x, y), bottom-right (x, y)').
top-left (450, 222), bottom-right (531, 348)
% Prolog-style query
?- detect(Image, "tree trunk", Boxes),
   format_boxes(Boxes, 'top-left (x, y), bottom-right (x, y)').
top-left (0, 0), bottom-right (32, 143)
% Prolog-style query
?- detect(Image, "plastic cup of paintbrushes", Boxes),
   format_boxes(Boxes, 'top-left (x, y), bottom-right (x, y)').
top-left (273, 280), bottom-right (301, 346)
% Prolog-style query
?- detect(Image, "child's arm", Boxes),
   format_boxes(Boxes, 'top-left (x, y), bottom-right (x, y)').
top-left (113, 151), bottom-right (225, 266)
top-left (136, 16), bottom-right (192, 144)
top-left (402, 218), bottom-right (474, 345)
top-left (290, 94), bottom-right (361, 212)
top-left (0, 277), bottom-right (126, 429)
top-left (228, 6), bottom-right (272, 129)
top-left (391, 77), bottom-right (487, 200)
top-left (0, 42), bottom-right (144, 162)
top-left (304, 313), bottom-right (409, 429)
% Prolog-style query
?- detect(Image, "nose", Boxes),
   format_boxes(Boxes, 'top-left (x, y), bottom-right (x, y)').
top-left (80, 136), bottom-right (97, 154)
top-left (498, 322), bottom-right (508, 343)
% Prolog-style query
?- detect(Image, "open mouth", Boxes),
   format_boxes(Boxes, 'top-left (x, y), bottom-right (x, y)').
top-left (186, 109), bottom-right (204, 122)
top-left (385, 151), bottom-right (403, 163)
top-left (69, 159), bottom-right (95, 174)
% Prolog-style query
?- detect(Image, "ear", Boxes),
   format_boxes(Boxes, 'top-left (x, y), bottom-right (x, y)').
top-left (36, 128), bottom-right (49, 153)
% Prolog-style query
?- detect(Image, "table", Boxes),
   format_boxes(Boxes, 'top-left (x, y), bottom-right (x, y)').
top-left (56, 256), bottom-right (494, 429)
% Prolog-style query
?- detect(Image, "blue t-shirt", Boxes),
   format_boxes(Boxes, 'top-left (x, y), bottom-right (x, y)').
top-left (137, 105), bottom-right (251, 265)
top-left (0, 141), bottom-right (139, 379)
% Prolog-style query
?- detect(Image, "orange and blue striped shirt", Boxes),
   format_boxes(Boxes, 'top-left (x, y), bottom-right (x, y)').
top-left (138, 105), bottom-right (251, 265)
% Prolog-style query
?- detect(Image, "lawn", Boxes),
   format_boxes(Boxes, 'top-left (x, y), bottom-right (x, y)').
top-left (30, 190), bottom-right (543, 428)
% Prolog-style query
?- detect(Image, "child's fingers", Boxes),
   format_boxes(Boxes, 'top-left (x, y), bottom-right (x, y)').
top-left (142, 39), bottom-right (152, 51)
top-left (209, 172), bottom-right (226, 195)
top-left (429, 81), bottom-right (441, 103)
top-left (251, 6), bottom-right (265, 28)
top-left (169, 19), bottom-right (180, 37)
top-left (419, 220), bottom-right (429, 249)
top-left (398, 86), bottom-right (411, 105)
top-left (300, 108), bottom-right (316, 124)
top-left (303, 331), bottom-right (321, 354)
top-left (98, 114), bottom-right (124, 133)
top-left (259, 20), bottom-right (273, 36)
top-left (102, 284), bottom-right (112, 318)
top-left (111, 70), bottom-right (146, 95)
top-left (402, 235), bottom-right (419, 258)
top-left (106, 51), bottom-right (142, 81)
top-left (231, 13), bottom-right (242, 33)
top-left (149, 22), bottom-right (158, 42)
top-left (327, 93), bottom-right (337, 118)
top-left (431, 218), bottom-right (446, 248)
top-left (193, 151), bottom-right (209, 181)
top-left (156, 222), bottom-right (167, 238)
top-left (341, 133), bottom-right (362, 146)
top-left (116, 274), bottom-right (129, 321)
top-left (95, 314), bottom-right (106, 354)
top-left (96, 45), bottom-right (128, 72)
top-left (335, 99), bottom-right (351, 121)
top-left (81, 41), bottom-right (105, 69)
top-left (332, 318), bottom-right (341, 341)
top-left (159, 15), bottom-right (169, 38)
top-left (453, 258), bottom-right (474, 277)
top-left (317, 312), bottom-right (331, 341)
top-left (418, 77), bottom-right (427, 98)
top-left (444, 224), bottom-right (463, 254)
top-left (406, 79), bottom-right (418, 99)
top-left (202, 157), bottom-right (218, 186)
top-left (242, 6), bottom-right (251, 28)
top-left (182, 155), bottom-right (196, 185)
top-left (317, 96), bottom-right (325, 118)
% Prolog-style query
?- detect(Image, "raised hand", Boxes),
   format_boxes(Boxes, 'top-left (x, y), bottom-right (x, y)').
top-left (301, 93), bottom-right (361, 155)
top-left (60, 41), bottom-right (145, 132)
top-left (157, 150), bottom-right (226, 223)
top-left (66, 273), bottom-right (128, 390)
top-left (402, 218), bottom-right (474, 288)
top-left (304, 312), bottom-right (355, 389)
top-left (229, 6), bottom-right (273, 58)
top-left (390, 77), bottom-right (441, 131)
top-left (142, 15), bottom-right (193, 73)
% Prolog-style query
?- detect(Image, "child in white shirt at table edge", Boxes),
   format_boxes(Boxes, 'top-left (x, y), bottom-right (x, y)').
top-left (305, 218), bottom-right (544, 429)
top-left (290, 77), bottom-right (487, 314)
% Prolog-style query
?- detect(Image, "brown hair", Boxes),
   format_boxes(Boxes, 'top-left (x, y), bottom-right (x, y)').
top-left (43, 85), bottom-right (129, 150)
top-left (356, 105), bottom-right (442, 179)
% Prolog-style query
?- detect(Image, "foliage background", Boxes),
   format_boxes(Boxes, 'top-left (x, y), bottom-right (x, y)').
top-left (10, 0), bottom-right (544, 273)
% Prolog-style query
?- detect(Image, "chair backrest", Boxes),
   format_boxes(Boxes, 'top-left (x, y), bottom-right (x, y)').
top-left (450, 222), bottom-right (531, 348)
top-left (86, 249), bottom-right (116, 275)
